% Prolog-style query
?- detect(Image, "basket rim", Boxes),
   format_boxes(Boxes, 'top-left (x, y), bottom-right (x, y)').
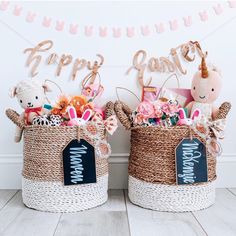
top-left (131, 125), bottom-right (191, 131)
top-left (23, 120), bottom-right (105, 131)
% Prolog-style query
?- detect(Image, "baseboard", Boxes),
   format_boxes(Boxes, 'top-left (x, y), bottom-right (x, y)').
top-left (0, 153), bottom-right (235, 189)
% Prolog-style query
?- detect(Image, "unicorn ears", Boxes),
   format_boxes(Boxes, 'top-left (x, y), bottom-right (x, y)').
top-left (9, 87), bottom-right (17, 98)
top-left (81, 109), bottom-right (93, 122)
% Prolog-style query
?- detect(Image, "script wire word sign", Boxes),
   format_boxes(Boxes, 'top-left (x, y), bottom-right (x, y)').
top-left (175, 138), bottom-right (208, 185)
top-left (63, 139), bottom-right (96, 185)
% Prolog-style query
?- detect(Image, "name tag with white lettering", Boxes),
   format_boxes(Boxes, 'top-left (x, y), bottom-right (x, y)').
top-left (62, 139), bottom-right (97, 185)
top-left (175, 138), bottom-right (208, 185)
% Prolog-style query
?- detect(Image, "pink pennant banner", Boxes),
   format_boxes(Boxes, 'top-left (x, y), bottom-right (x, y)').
top-left (0, 1), bottom-right (235, 38)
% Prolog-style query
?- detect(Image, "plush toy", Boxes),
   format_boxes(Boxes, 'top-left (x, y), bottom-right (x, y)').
top-left (186, 57), bottom-right (222, 120)
top-left (9, 79), bottom-right (51, 142)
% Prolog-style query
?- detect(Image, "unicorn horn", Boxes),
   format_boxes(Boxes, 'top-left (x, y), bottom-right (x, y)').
top-left (201, 57), bottom-right (208, 78)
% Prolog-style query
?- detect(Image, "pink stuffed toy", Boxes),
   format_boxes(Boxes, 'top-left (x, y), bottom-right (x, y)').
top-left (186, 57), bottom-right (222, 120)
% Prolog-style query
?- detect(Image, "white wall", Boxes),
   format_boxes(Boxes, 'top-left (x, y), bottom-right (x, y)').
top-left (0, 1), bottom-right (236, 188)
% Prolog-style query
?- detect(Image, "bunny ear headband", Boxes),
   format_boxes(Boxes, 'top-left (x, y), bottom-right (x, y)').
top-left (178, 108), bottom-right (201, 121)
top-left (67, 106), bottom-right (93, 127)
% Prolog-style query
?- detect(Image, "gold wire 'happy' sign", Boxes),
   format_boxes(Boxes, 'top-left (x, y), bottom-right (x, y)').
top-left (24, 40), bottom-right (104, 81)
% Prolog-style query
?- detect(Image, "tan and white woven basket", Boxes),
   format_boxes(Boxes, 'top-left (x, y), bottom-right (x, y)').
top-left (6, 102), bottom-right (115, 213)
top-left (115, 101), bottom-right (231, 212)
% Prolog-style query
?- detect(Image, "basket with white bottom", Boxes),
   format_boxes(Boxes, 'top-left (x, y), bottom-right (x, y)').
top-left (6, 102), bottom-right (114, 213)
top-left (115, 101), bottom-right (231, 212)
top-left (128, 176), bottom-right (215, 212)
top-left (22, 175), bottom-right (108, 212)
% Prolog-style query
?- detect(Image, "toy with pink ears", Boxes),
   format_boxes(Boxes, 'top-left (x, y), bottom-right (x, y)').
top-left (67, 106), bottom-right (93, 126)
top-left (177, 108), bottom-right (201, 126)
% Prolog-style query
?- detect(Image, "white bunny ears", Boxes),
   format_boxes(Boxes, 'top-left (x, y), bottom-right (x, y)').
top-left (178, 108), bottom-right (201, 121)
top-left (178, 108), bottom-right (201, 126)
top-left (67, 106), bottom-right (93, 126)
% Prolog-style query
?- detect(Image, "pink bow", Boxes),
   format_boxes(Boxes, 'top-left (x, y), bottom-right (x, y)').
top-left (191, 118), bottom-right (226, 156)
top-left (92, 113), bottom-right (118, 135)
top-left (192, 118), bottom-right (226, 140)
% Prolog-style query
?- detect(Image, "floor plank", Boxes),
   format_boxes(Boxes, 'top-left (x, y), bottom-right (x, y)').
top-left (228, 188), bottom-right (236, 195)
top-left (193, 189), bottom-right (236, 236)
top-left (1, 189), bottom-right (235, 236)
top-left (54, 211), bottom-right (130, 236)
top-left (54, 190), bottom-right (130, 236)
top-left (125, 191), bottom-right (206, 236)
top-left (89, 190), bottom-right (126, 212)
top-left (0, 191), bottom-right (61, 236)
top-left (0, 190), bottom-right (17, 210)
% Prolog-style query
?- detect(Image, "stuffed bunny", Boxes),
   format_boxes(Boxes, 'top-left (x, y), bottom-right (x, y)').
top-left (67, 106), bottom-right (92, 126)
top-left (177, 108), bottom-right (201, 126)
top-left (9, 79), bottom-right (51, 142)
top-left (186, 57), bottom-right (222, 120)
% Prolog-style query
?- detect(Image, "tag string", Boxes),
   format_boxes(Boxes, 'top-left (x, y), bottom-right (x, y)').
top-left (189, 126), bottom-right (193, 141)
top-left (77, 126), bottom-right (81, 141)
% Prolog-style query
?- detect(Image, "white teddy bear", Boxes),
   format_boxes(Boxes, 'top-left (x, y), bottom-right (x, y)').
top-left (9, 79), bottom-right (51, 142)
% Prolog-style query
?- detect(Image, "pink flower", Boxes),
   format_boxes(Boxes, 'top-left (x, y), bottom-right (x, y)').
top-left (169, 103), bottom-right (179, 116)
top-left (134, 113), bottom-right (146, 125)
top-left (136, 101), bottom-right (155, 118)
top-left (161, 103), bottom-right (170, 115)
top-left (153, 101), bottom-right (163, 118)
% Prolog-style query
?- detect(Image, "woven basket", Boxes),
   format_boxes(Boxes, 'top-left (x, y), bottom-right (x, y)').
top-left (6, 102), bottom-right (115, 213)
top-left (115, 101), bottom-right (231, 212)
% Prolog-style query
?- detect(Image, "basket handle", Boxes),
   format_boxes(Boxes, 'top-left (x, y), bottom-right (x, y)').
top-left (105, 101), bottom-right (115, 119)
top-left (114, 101), bottom-right (132, 130)
top-left (5, 109), bottom-right (25, 129)
top-left (215, 102), bottom-right (231, 120)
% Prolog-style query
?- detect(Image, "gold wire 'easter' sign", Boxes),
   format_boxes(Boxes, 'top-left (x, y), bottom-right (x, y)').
top-left (126, 41), bottom-right (207, 87)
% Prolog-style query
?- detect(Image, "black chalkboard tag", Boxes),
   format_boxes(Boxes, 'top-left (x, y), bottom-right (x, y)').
top-left (62, 139), bottom-right (96, 185)
top-left (175, 138), bottom-right (208, 185)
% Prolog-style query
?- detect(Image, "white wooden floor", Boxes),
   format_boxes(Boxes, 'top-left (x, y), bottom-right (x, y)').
top-left (0, 189), bottom-right (236, 236)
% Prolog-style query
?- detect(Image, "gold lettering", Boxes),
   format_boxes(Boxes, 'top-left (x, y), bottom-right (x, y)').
top-left (71, 58), bottom-right (87, 81)
top-left (56, 54), bottom-right (73, 76)
top-left (47, 53), bottom-right (58, 65)
top-left (170, 48), bottom-right (186, 74)
top-left (126, 50), bottom-right (147, 86)
top-left (24, 40), bottom-right (53, 77)
top-left (159, 57), bottom-right (175, 73)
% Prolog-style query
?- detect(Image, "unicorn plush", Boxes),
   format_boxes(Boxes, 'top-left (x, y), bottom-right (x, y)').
top-left (186, 57), bottom-right (222, 120)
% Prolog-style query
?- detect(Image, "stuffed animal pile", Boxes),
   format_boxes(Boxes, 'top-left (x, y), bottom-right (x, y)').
top-left (8, 56), bottom-right (223, 143)
top-left (9, 79), bottom-right (118, 142)
top-left (131, 57), bottom-right (222, 128)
